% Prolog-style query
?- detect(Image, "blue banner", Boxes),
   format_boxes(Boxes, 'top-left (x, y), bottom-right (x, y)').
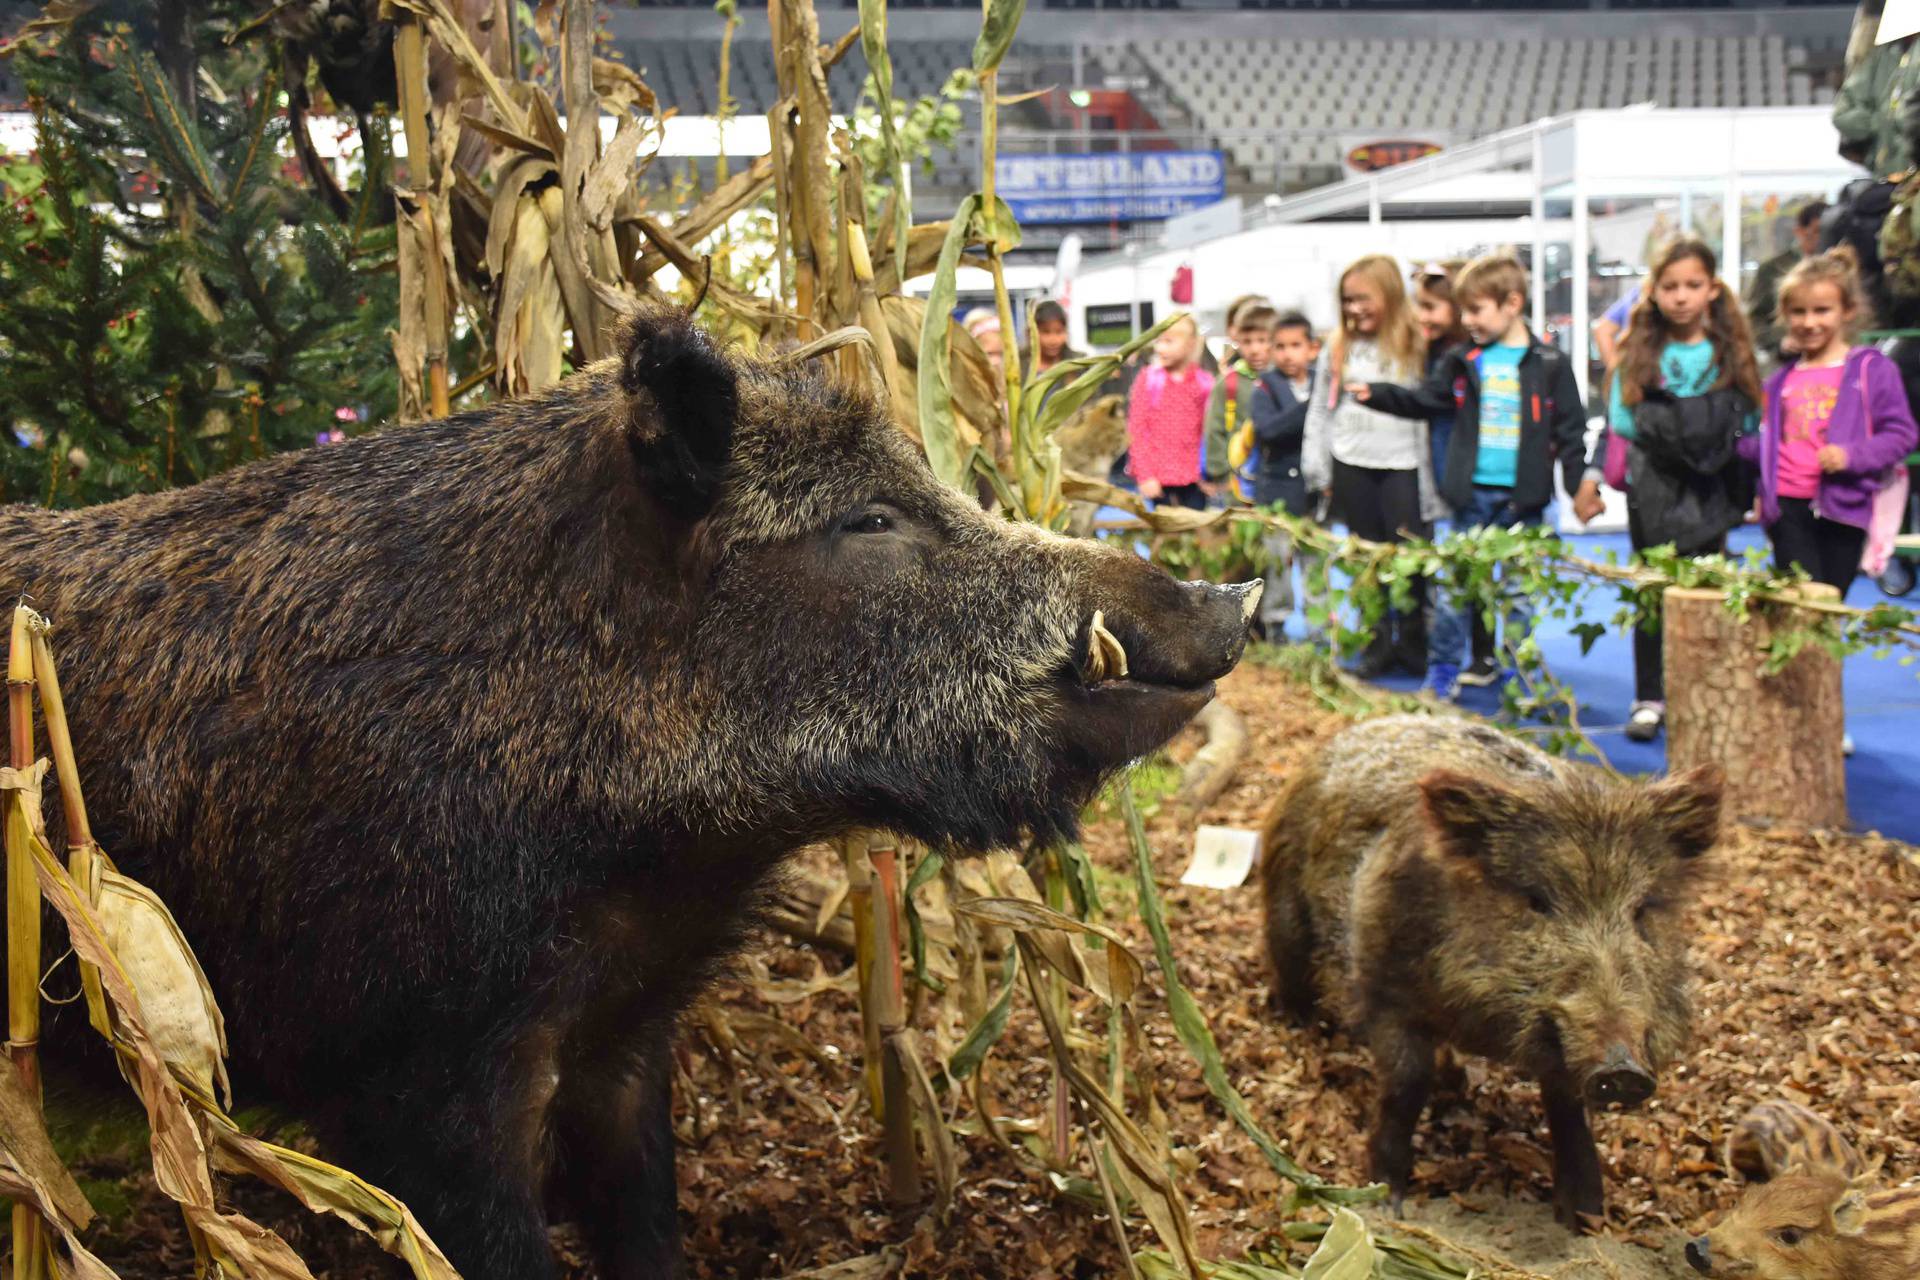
top-left (994, 151), bottom-right (1227, 225)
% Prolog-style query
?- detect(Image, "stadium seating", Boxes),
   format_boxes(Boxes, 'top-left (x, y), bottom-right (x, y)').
top-left (1130, 32), bottom-right (1833, 181)
top-left (609, 12), bottom-right (1845, 193)
top-left (616, 37), bottom-right (992, 115)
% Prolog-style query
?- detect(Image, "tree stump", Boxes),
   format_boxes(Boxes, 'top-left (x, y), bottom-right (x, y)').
top-left (1663, 584), bottom-right (1847, 829)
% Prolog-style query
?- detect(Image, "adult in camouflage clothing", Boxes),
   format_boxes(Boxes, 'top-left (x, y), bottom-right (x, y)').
top-left (1834, 34), bottom-right (1920, 177)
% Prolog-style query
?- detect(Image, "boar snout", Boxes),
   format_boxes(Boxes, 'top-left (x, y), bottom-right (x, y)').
top-left (1585, 1044), bottom-right (1656, 1109)
top-left (1685, 1236), bottom-right (1712, 1273)
top-left (1058, 568), bottom-right (1258, 770)
top-left (1147, 577), bottom-right (1259, 682)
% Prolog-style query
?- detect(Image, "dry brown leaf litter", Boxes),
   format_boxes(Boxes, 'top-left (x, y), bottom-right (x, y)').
top-left (53, 663), bottom-right (1919, 1279)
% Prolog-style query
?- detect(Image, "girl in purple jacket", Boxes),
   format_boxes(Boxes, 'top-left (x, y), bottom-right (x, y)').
top-left (1743, 247), bottom-right (1918, 590)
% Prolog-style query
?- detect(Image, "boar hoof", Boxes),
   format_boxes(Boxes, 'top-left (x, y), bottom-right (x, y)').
top-left (1683, 1236), bottom-right (1712, 1273)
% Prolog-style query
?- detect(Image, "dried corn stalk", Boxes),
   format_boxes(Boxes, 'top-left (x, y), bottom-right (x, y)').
top-left (1, 607), bottom-right (461, 1280)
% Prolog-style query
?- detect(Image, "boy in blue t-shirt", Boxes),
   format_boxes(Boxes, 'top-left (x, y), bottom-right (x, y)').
top-left (1349, 255), bottom-right (1589, 700)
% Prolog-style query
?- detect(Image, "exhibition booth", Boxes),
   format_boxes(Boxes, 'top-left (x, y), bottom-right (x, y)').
top-left (1069, 105), bottom-right (1863, 405)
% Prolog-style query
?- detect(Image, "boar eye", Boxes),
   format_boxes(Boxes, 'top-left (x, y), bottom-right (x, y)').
top-left (1523, 889), bottom-right (1552, 916)
top-left (841, 509), bottom-right (894, 535)
top-left (1772, 1227), bottom-right (1804, 1247)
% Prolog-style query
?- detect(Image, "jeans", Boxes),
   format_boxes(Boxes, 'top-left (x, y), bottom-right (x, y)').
top-left (1430, 486), bottom-right (1546, 671)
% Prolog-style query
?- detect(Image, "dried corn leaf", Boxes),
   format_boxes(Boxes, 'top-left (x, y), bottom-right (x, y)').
top-left (206, 1120), bottom-right (459, 1280)
top-left (887, 1029), bottom-right (957, 1216)
top-left (494, 189), bottom-right (567, 394)
top-left (583, 112), bottom-right (650, 231)
top-left (1017, 937), bottom-right (1205, 1279)
top-left (0, 1161), bottom-right (115, 1280)
top-left (94, 866), bottom-right (231, 1108)
top-left (385, 0), bottom-right (523, 128)
top-left (457, 111), bottom-right (555, 163)
top-left (1301, 1209), bottom-right (1373, 1280)
top-left (15, 807), bottom-right (317, 1280)
top-left (953, 896), bottom-right (1142, 1006)
top-left (22, 815), bottom-right (457, 1280)
top-left (591, 55), bottom-right (656, 114)
top-left (627, 154), bottom-right (775, 282)
top-left (0, 1039), bottom-right (93, 1229)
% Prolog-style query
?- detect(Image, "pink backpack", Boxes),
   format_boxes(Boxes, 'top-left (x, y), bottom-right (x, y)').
top-left (1858, 360), bottom-right (1911, 578)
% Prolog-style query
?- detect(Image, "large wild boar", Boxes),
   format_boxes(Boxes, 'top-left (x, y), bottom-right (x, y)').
top-left (1260, 715), bottom-right (1722, 1225)
top-left (1, 310), bottom-right (1258, 1280)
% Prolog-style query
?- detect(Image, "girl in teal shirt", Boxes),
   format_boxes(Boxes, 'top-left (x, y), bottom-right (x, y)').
top-left (1581, 239), bottom-right (1764, 742)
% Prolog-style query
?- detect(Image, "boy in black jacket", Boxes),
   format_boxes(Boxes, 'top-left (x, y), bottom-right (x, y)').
top-left (1245, 311), bottom-right (1320, 641)
top-left (1350, 256), bottom-right (1587, 699)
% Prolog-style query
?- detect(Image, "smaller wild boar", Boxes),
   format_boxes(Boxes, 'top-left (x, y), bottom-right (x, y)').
top-left (1055, 393), bottom-right (1129, 538)
top-left (1261, 715), bottom-right (1723, 1225)
top-left (1685, 1170), bottom-right (1920, 1278)
top-left (1725, 1099), bottom-right (1869, 1184)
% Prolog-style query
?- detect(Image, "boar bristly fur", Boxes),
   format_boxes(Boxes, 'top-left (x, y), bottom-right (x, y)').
top-left (1726, 1099), bottom-right (1870, 1184)
top-left (0, 308), bottom-right (1256, 1280)
top-left (1261, 715), bottom-right (1722, 1226)
top-left (1687, 1171), bottom-right (1920, 1279)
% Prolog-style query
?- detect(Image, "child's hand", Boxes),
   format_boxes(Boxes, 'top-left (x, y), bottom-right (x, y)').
top-left (1198, 479), bottom-right (1220, 498)
top-left (1572, 479), bottom-right (1606, 524)
top-left (1818, 444), bottom-right (1849, 472)
top-left (1344, 381), bottom-right (1372, 403)
top-left (1138, 476), bottom-right (1164, 500)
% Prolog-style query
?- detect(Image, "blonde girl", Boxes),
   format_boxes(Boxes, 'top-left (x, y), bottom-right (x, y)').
top-left (1301, 255), bottom-right (1442, 677)
top-left (1741, 246), bottom-right (1916, 590)
top-left (1125, 314), bottom-right (1215, 510)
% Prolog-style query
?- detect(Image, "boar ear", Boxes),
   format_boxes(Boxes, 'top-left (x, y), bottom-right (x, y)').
top-left (618, 307), bottom-right (738, 520)
top-left (1830, 1187), bottom-right (1870, 1236)
top-left (1417, 769), bottom-right (1530, 858)
top-left (1646, 765), bottom-right (1724, 859)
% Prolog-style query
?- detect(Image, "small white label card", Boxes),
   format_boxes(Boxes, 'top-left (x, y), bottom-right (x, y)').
top-left (1181, 825), bottom-right (1262, 889)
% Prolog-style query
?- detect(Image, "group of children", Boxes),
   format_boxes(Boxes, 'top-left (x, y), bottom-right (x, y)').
top-left (1116, 237), bottom-right (1918, 742)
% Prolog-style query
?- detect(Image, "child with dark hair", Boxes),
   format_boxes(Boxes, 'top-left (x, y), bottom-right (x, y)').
top-left (1410, 260), bottom-right (1496, 684)
top-left (1029, 299), bottom-right (1079, 377)
top-left (1203, 303), bottom-right (1278, 499)
top-left (1572, 238), bottom-right (1764, 742)
top-left (1246, 311), bottom-right (1320, 639)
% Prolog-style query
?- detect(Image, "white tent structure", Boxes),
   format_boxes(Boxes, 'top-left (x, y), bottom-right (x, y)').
top-left (1071, 105), bottom-right (1862, 404)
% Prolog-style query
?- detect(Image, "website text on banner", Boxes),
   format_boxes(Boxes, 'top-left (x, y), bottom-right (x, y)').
top-left (995, 151), bottom-right (1228, 224)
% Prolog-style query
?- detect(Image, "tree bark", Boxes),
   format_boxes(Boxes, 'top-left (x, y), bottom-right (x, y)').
top-left (1663, 584), bottom-right (1847, 829)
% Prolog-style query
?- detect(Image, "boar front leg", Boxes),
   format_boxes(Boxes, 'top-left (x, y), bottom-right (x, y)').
top-left (1365, 1022), bottom-right (1435, 1213)
top-left (551, 1029), bottom-right (685, 1280)
top-left (337, 1059), bottom-right (559, 1280)
top-left (1541, 1070), bottom-right (1605, 1226)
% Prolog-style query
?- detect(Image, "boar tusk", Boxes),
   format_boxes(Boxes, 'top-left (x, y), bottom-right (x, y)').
top-left (1083, 610), bottom-right (1129, 683)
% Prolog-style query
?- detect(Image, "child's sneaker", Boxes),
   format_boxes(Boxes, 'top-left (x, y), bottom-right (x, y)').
top-left (1458, 655), bottom-right (1500, 687)
top-left (1421, 663), bottom-right (1461, 702)
top-left (1625, 700), bottom-right (1665, 742)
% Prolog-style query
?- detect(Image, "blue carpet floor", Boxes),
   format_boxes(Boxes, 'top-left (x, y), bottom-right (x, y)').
top-left (1344, 529), bottom-right (1912, 840)
top-left (1215, 518), bottom-right (1920, 842)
